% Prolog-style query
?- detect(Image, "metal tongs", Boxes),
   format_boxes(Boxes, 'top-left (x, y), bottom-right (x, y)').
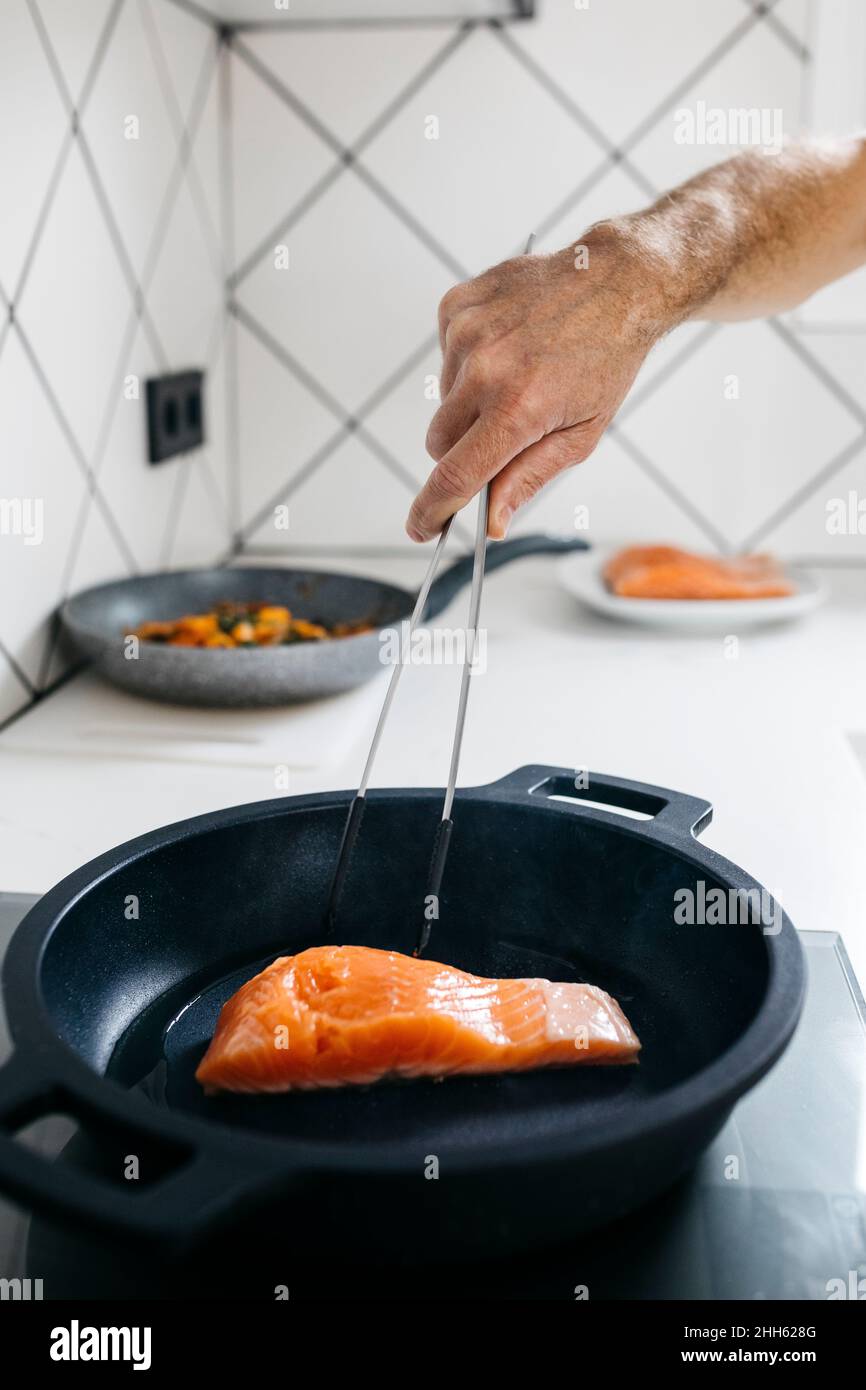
top-left (325, 233), bottom-right (535, 956)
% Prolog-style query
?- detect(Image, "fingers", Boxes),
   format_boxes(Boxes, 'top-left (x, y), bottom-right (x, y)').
top-left (438, 284), bottom-right (466, 355)
top-left (412, 258), bottom-right (574, 541)
top-left (437, 283), bottom-right (487, 355)
top-left (437, 268), bottom-right (508, 393)
top-left (439, 304), bottom-right (487, 398)
top-left (426, 370), bottom-right (478, 462)
top-left (486, 424), bottom-right (600, 538)
top-left (439, 346), bottom-right (463, 402)
top-left (407, 408), bottom-right (536, 542)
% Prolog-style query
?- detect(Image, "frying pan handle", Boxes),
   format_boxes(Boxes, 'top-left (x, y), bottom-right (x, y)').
top-left (0, 1051), bottom-right (294, 1252)
top-left (481, 765), bottom-right (713, 840)
top-left (423, 533), bottom-right (590, 619)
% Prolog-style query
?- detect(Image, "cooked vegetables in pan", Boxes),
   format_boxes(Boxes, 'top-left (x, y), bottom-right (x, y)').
top-left (130, 603), bottom-right (374, 647)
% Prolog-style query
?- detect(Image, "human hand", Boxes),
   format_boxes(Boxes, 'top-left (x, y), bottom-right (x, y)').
top-left (406, 226), bottom-right (674, 542)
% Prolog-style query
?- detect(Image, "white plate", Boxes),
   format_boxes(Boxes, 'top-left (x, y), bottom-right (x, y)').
top-left (557, 549), bottom-right (827, 631)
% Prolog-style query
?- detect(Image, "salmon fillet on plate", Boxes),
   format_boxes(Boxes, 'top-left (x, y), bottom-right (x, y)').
top-left (604, 545), bottom-right (794, 600)
top-left (196, 944), bottom-right (640, 1093)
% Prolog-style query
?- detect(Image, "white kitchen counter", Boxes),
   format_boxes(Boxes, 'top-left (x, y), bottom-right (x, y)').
top-left (2, 553), bottom-right (865, 982)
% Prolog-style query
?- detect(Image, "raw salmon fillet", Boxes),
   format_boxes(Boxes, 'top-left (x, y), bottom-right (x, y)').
top-left (195, 944), bottom-right (640, 1093)
top-left (604, 544), bottom-right (794, 600)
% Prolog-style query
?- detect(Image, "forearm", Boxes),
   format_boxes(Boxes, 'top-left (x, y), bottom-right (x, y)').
top-left (594, 137), bottom-right (866, 330)
top-left (407, 135), bottom-right (866, 541)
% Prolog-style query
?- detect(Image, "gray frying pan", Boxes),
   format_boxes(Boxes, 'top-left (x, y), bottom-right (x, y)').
top-left (60, 535), bottom-right (589, 707)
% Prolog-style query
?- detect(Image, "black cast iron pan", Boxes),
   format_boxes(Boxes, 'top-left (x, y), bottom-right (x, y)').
top-left (60, 534), bottom-right (589, 706)
top-left (0, 766), bottom-right (804, 1261)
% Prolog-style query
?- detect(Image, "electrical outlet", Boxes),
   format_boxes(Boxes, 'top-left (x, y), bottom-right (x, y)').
top-left (146, 370), bottom-right (204, 463)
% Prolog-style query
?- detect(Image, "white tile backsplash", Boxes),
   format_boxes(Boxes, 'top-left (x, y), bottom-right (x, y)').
top-left (146, 175), bottom-right (223, 364)
top-left (0, 331), bottom-right (90, 687)
top-left (240, 24), bottom-right (452, 150)
top-left (32, 1), bottom-right (118, 105)
top-left (92, 325), bottom-right (184, 572)
top-left (538, 162), bottom-right (649, 254)
top-left (147, 0), bottom-right (216, 128)
top-left (359, 22), bottom-right (603, 272)
top-left (250, 431), bottom-right (426, 553)
top-left (234, 164), bottom-right (453, 408)
top-left (186, 46), bottom-right (224, 262)
top-left (248, 25), bottom-right (453, 149)
top-left (0, 648), bottom-right (31, 725)
top-left (628, 17), bottom-right (807, 190)
top-left (228, 42), bottom-right (334, 272)
top-left (227, 0), bottom-right (865, 572)
top-left (359, 341), bottom-right (446, 490)
top-left (795, 333), bottom-right (866, 416)
top-left (516, 428), bottom-right (715, 551)
top-left (514, 0), bottom-right (749, 150)
top-left (166, 449), bottom-right (234, 565)
top-left (17, 142), bottom-right (134, 460)
top-left (81, 0), bottom-right (186, 280)
top-left (617, 319), bottom-right (860, 550)
top-left (234, 311), bottom-right (339, 535)
top-left (765, 439), bottom-right (866, 557)
top-left (2, 0), bottom-right (864, 731)
top-left (0, 0), bottom-right (228, 726)
top-left (0, 2), bottom-right (69, 292)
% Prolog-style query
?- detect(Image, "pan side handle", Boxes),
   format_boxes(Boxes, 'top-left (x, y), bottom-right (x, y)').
top-left (0, 1051), bottom-right (295, 1252)
top-left (478, 764), bottom-right (714, 841)
top-left (423, 533), bottom-right (590, 619)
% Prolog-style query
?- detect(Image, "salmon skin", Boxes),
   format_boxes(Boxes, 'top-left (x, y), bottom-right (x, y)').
top-left (195, 944), bottom-right (641, 1094)
top-left (604, 545), bottom-right (794, 600)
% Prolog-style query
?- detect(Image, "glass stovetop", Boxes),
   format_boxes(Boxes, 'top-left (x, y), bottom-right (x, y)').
top-left (0, 892), bottom-right (864, 1300)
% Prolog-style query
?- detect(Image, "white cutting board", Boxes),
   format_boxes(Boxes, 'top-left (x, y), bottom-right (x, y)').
top-left (3, 669), bottom-right (390, 770)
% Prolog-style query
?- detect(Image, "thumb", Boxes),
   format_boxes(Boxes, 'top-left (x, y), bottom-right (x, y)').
top-left (487, 423), bottom-right (600, 538)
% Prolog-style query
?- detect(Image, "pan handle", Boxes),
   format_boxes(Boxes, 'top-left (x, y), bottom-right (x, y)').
top-left (480, 765), bottom-right (713, 840)
top-left (0, 1050), bottom-right (297, 1252)
top-left (423, 533), bottom-right (590, 619)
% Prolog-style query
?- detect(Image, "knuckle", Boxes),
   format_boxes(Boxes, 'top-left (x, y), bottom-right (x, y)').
top-left (425, 415), bottom-right (446, 460)
top-left (519, 463), bottom-right (554, 497)
top-left (579, 424), bottom-right (605, 462)
top-left (428, 456), bottom-right (470, 505)
top-left (548, 431), bottom-right (583, 469)
top-left (515, 377), bottom-right (550, 432)
top-left (444, 307), bottom-right (481, 355)
top-left (439, 284), bottom-right (464, 316)
top-left (438, 284), bottom-right (470, 332)
top-left (464, 346), bottom-right (499, 389)
top-left (489, 388), bottom-right (538, 440)
top-left (563, 420), bottom-right (603, 467)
